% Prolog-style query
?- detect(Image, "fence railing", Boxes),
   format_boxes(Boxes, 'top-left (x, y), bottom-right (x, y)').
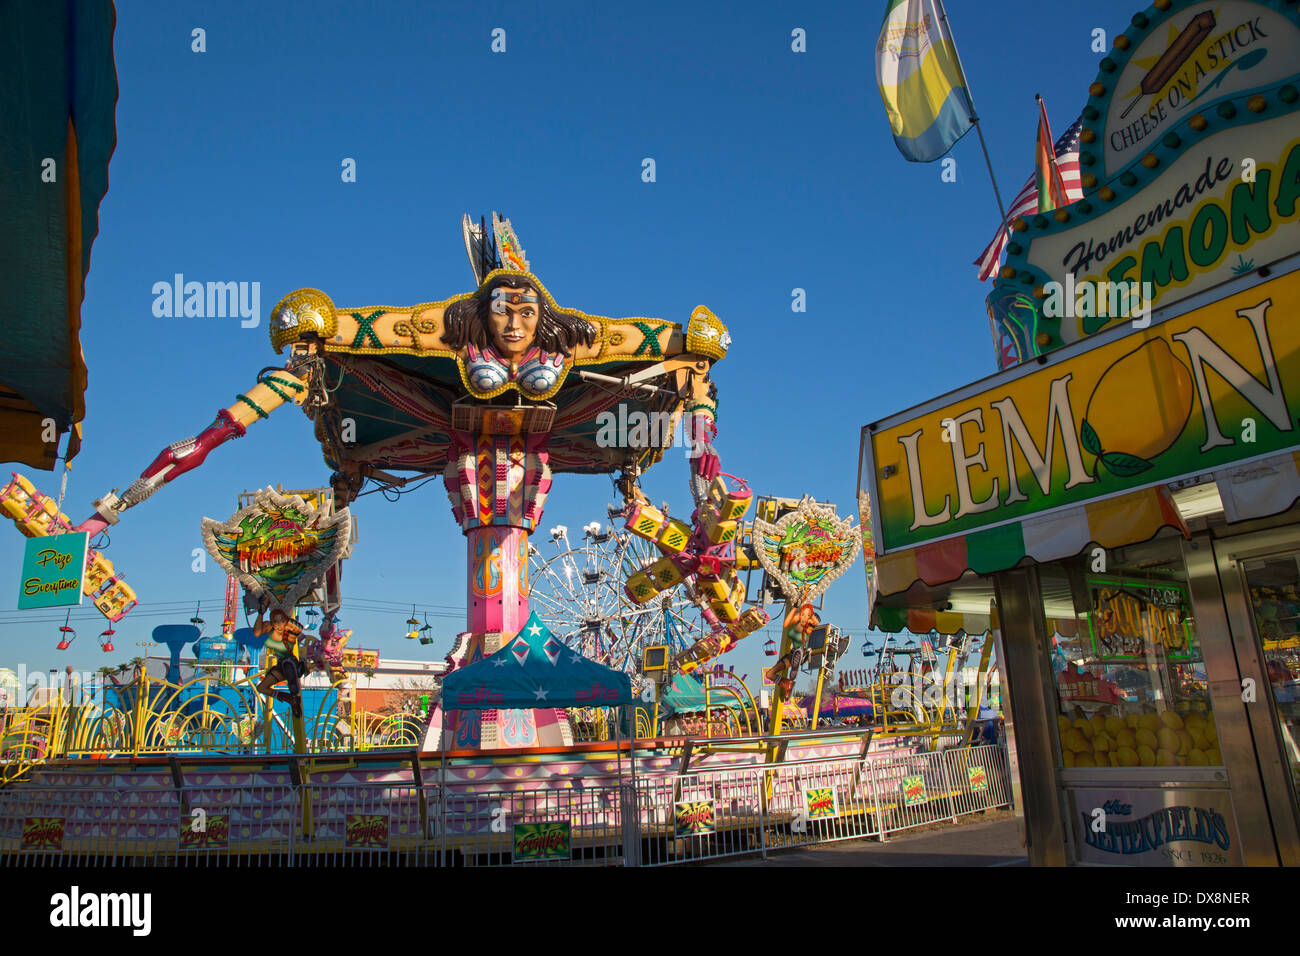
top-left (0, 745), bottom-right (1010, 866)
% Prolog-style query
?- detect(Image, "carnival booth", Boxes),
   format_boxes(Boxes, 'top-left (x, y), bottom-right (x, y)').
top-left (859, 0), bottom-right (1300, 866)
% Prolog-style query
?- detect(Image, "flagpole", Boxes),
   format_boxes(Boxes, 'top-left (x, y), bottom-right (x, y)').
top-left (934, 0), bottom-right (1009, 233)
top-left (934, 0), bottom-right (1010, 362)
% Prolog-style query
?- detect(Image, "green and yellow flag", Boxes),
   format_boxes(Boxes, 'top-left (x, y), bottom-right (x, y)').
top-left (876, 0), bottom-right (974, 162)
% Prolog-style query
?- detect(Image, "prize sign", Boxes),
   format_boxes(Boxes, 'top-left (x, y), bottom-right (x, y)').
top-left (18, 532), bottom-right (87, 610)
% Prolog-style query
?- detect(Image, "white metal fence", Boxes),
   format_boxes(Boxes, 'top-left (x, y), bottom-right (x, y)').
top-left (0, 745), bottom-right (1010, 866)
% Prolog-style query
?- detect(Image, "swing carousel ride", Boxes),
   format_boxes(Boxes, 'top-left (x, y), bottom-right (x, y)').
top-left (2, 212), bottom-right (885, 764)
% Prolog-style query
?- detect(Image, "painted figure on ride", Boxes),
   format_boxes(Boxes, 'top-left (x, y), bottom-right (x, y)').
top-left (254, 604), bottom-right (305, 716)
top-left (765, 589), bottom-right (819, 697)
top-left (441, 273), bottom-right (597, 397)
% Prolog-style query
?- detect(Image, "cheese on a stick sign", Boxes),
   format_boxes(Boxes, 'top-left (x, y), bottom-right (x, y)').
top-left (988, 0), bottom-right (1300, 362)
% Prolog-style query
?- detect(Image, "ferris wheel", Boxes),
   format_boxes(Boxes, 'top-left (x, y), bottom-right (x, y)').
top-left (527, 513), bottom-right (705, 679)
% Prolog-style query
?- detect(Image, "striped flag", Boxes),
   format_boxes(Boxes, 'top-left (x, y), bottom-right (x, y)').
top-left (1035, 98), bottom-right (1069, 212)
top-left (876, 0), bottom-right (975, 163)
top-left (973, 117), bottom-right (1083, 280)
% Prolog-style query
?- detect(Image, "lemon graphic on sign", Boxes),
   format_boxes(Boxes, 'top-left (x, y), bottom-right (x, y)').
top-left (1081, 338), bottom-right (1194, 478)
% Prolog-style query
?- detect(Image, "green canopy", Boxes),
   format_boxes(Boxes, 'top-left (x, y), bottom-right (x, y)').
top-left (659, 673), bottom-right (745, 716)
top-left (441, 611), bottom-right (634, 710)
top-left (0, 0), bottom-right (117, 468)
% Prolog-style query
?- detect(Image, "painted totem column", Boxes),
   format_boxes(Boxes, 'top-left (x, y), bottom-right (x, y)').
top-left (441, 420), bottom-right (567, 747)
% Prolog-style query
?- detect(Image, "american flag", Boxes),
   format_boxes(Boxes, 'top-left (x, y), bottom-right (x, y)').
top-left (974, 117), bottom-right (1084, 281)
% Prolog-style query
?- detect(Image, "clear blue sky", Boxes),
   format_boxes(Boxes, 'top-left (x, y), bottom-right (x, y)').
top-left (1, 0), bottom-right (1139, 689)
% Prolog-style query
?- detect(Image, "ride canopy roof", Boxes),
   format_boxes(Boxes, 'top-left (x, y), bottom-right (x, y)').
top-left (440, 611), bottom-right (633, 710)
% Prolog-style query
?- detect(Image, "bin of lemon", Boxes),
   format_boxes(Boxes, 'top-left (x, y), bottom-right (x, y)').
top-left (1058, 707), bottom-right (1219, 767)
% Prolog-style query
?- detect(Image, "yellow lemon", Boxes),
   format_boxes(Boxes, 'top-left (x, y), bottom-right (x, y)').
top-left (1187, 748), bottom-right (1209, 766)
top-left (1160, 711), bottom-right (1184, 730)
top-left (1125, 713), bottom-right (1140, 728)
top-left (1205, 724), bottom-right (1218, 745)
top-left (1157, 748), bottom-right (1179, 766)
top-left (1117, 746), bottom-right (1140, 767)
top-left (1075, 752), bottom-right (1098, 768)
top-left (1108, 752), bottom-right (1120, 767)
top-left (1073, 718), bottom-right (1095, 740)
top-left (1138, 745), bottom-right (1157, 766)
top-left (1139, 714), bottom-right (1163, 733)
top-left (1063, 749), bottom-right (1076, 768)
top-left (1189, 727), bottom-right (1210, 751)
top-left (1136, 728), bottom-right (1159, 749)
top-left (1208, 746), bottom-right (1222, 764)
top-left (1158, 727), bottom-right (1181, 752)
top-left (1064, 730), bottom-right (1091, 753)
top-left (1058, 715), bottom-right (1073, 733)
top-left (1184, 713), bottom-right (1206, 731)
top-left (1176, 730), bottom-right (1194, 756)
top-left (1090, 713), bottom-right (1108, 733)
top-left (1093, 733), bottom-right (1111, 753)
top-left (1116, 728), bottom-right (1137, 748)
top-left (1104, 716), bottom-right (1125, 735)
top-left (1082, 337), bottom-right (1195, 468)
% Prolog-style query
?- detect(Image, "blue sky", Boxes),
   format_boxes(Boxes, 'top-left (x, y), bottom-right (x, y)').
top-left (1, 0), bottom-right (1141, 689)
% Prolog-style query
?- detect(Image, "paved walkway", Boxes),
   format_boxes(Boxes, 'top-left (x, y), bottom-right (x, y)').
top-left (710, 812), bottom-right (1027, 866)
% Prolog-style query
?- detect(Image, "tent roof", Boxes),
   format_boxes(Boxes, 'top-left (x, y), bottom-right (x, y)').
top-left (0, 0), bottom-right (117, 468)
top-left (659, 673), bottom-right (744, 715)
top-left (441, 611), bottom-right (633, 710)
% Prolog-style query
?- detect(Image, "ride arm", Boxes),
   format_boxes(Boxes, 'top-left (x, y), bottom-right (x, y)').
top-left (74, 368), bottom-right (311, 536)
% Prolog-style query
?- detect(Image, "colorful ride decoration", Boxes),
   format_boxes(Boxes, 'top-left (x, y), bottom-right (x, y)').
top-left (1, 211), bottom-right (743, 751)
top-left (622, 472), bottom-right (772, 674)
top-left (265, 214), bottom-right (734, 748)
top-left (200, 487), bottom-right (351, 615)
top-left (752, 496), bottom-right (859, 604)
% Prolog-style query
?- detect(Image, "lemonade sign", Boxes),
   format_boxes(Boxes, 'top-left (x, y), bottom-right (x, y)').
top-left (1087, 576), bottom-right (1195, 661)
top-left (968, 766), bottom-right (988, 793)
top-left (864, 271), bottom-right (1300, 552)
top-left (989, 0), bottom-right (1300, 359)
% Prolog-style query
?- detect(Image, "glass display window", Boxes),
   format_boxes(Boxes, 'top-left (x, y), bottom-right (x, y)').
top-left (1240, 555), bottom-right (1300, 795)
top-left (1041, 536), bottom-right (1222, 770)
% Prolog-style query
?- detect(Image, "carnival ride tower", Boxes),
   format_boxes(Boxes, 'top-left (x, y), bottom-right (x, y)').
top-left (269, 213), bottom-right (732, 748)
top-left (6, 212), bottom-right (745, 751)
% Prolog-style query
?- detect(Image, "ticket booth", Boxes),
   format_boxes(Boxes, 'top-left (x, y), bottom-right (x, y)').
top-left (857, 0), bottom-right (1300, 865)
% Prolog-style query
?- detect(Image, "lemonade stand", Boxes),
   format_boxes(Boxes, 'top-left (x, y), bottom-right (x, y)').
top-left (858, 0), bottom-right (1300, 866)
